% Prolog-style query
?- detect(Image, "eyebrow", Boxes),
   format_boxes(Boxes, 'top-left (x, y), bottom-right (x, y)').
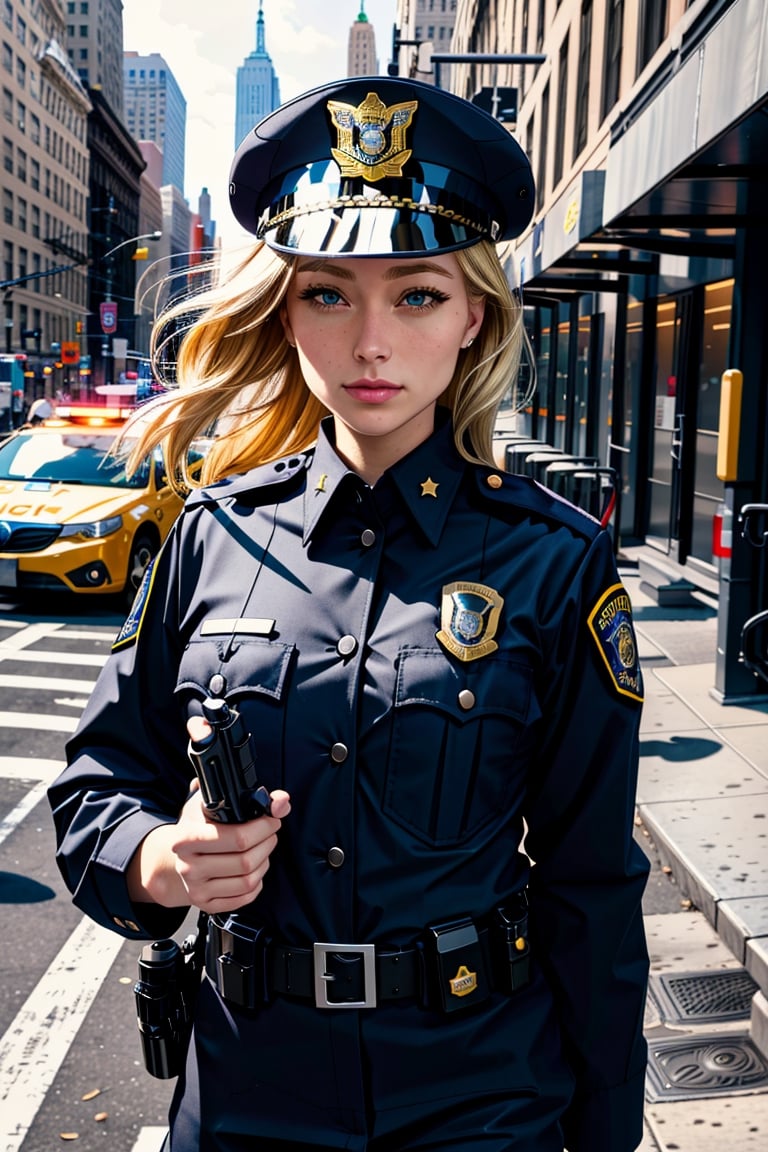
top-left (294, 259), bottom-right (455, 281)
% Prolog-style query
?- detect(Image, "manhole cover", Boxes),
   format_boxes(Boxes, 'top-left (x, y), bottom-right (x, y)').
top-left (646, 1033), bottom-right (768, 1102)
top-left (650, 968), bottom-right (759, 1024)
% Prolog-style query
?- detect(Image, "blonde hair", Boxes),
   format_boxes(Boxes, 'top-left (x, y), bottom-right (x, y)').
top-left (120, 239), bottom-right (524, 492)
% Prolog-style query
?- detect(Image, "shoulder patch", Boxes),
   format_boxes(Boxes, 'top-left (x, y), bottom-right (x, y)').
top-left (587, 583), bottom-right (644, 702)
top-left (112, 558), bottom-right (158, 652)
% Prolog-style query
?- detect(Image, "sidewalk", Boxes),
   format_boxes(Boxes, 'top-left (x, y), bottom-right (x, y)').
top-left (621, 567), bottom-right (768, 1150)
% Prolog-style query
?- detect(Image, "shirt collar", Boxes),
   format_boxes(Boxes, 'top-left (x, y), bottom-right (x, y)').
top-left (303, 410), bottom-right (466, 547)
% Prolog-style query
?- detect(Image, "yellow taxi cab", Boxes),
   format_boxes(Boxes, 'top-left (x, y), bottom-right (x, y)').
top-left (0, 403), bottom-right (203, 609)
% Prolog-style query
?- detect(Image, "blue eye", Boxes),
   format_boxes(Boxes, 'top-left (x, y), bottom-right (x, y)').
top-left (403, 289), bottom-right (430, 307)
top-left (318, 289), bottom-right (342, 306)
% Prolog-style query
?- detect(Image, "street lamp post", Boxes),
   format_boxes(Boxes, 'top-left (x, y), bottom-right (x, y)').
top-left (98, 215), bottom-right (162, 388)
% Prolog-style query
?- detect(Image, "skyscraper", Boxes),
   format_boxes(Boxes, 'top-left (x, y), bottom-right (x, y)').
top-left (235, 2), bottom-right (281, 149)
top-left (123, 52), bottom-right (187, 194)
top-left (66, 0), bottom-right (125, 116)
top-left (348, 2), bottom-right (378, 77)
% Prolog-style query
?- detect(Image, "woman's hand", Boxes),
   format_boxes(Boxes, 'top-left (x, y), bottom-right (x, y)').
top-left (168, 780), bottom-right (291, 913)
top-left (127, 715), bottom-right (290, 914)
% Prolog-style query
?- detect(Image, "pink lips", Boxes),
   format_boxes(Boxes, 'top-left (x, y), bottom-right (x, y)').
top-left (343, 379), bottom-right (403, 404)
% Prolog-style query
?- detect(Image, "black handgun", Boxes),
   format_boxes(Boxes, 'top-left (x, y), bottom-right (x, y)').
top-left (134, 932), bottom-right (201, 1079)
top-left (187, 696), bottom-right (272, 823)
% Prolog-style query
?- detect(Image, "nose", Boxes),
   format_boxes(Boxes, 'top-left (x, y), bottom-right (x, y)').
top-left (353, 305), bottom-right (391, 364)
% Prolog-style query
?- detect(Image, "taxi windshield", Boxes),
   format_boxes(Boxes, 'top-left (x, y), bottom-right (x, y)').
top-left (0, 431), bottom-right (151, 488)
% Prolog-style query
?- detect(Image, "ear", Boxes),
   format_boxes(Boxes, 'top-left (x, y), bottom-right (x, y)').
top-left (463, 295), bottom-right (486, 347)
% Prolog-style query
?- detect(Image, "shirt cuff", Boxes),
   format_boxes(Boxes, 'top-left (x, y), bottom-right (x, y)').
top-left (86, 808), bottom-right (189, 939)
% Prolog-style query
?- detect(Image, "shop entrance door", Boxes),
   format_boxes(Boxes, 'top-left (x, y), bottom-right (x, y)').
top-left (646, 293), bottom-right (690, 555)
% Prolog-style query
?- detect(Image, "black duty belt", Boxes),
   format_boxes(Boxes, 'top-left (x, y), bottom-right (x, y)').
top-left (205, 896), bottom-right (530, 1014)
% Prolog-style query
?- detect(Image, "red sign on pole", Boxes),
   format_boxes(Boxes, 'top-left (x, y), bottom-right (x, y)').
top-left (61, 341), bottom-right (80, 365)
top-left (99, 301), bottom-right (118, 334)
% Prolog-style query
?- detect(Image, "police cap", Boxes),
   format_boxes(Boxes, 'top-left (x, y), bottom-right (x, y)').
top-left (229, 76), bottom-right (535, 257)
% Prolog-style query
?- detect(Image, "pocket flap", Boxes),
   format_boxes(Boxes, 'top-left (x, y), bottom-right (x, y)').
top-left (175, 638), bottom-right (294, 701)
top-left (395, 648), bottom-right (531, 723)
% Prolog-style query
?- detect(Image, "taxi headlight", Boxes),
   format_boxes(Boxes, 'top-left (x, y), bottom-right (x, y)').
top-left (59, 514), bottom-right (124, 540)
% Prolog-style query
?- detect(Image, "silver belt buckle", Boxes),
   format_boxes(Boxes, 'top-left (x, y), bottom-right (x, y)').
top-left (313, 942), bottom-right (377, 1009)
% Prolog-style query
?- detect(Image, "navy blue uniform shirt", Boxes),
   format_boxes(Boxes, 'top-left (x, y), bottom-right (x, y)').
top-left (50, 412), bottom-right (649, 1151)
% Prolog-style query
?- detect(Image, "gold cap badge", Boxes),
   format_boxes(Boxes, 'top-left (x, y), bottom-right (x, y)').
top-left (328, 92), bottom-right (418, 182)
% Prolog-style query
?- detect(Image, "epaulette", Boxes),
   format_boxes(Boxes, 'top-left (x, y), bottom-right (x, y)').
top-left (472, 466), bottom-right (601, 541)
top-left (184, 450), bottom-right (312, 511)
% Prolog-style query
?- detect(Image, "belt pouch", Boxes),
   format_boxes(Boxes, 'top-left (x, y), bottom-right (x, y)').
top-left (213, 918), bottom-right (271, 1008)
top-left (492, 904), bottom-right (530, 993)
top-left (426, 917), bottom-right (490, 1013)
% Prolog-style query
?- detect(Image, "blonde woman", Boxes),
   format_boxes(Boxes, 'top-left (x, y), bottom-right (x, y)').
top-left (50, 77), bottom-right (649, 1152)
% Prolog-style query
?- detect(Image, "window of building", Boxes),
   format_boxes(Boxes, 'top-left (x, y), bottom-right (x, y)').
top-left (17, 196), bottom-right (26, 231)
top-left (537, 0), bottom-right (545, 50)
top-left (67, 2), bottom-right (76, 12)
top-left (16, 17), bottom-right (25, 46)
top-left (601, 0), bottom-right (623, 119)
top-left (2, 134), bottom-right (11, 172)
top-left (30, 112), bottom-right (39, 143)
top-left (3, 240), bottom-right (13, 281)
top-left (537, 81), bottom-right (549, 208)
top-left (2, 85), bottom-right (10, 122)
top-left (553, 34), bottom-right (569, 188)
top-left (15, 54), bottom-right (24, 87)
top-left (16, 98), bottom-right (24, 131)
top-left (16, 145), bottom-right (26, 181)
top-left (2, 40), bottom-right (12, 73)
top-left (2, 186), bottom-right (11, 226)
top-left (2, 1), bottom-right (10, 31)
top-left (31, 202), bottom-right (39, 237)
top-left (30, 157), bottom-right (39, 189)
top-left (573, 0), bottom-right (592, 160)
top-left (80, 2), bottom-right (89, 11)
top-left (637, 0), bottom-right (667, 75)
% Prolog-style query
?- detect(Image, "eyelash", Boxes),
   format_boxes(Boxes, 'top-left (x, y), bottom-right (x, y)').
top-left (297, 285), bottom-right (451, 312)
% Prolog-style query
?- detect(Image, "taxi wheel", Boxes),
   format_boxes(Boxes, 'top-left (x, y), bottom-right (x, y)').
top-left (124, 530), bottom-right (156, 610)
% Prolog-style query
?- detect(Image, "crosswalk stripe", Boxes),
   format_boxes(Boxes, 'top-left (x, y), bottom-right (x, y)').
top-left (0, 673), bottom-right (97, 693)
top-left (0, 622), bottom-right (65, 649)
top-left (0, 779), bottom-right (49, 847)
top-left (0, 916), bottom-right (124, 1151)
top-left (0, 756), bottom-right (65, 783)
top-left (131, 1127), bottom-right (168, 1152)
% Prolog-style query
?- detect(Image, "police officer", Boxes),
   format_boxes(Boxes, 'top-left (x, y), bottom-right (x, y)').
top-left (49, 77), bottom-right (649, 1151)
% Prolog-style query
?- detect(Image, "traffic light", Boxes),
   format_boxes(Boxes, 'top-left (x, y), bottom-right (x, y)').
top-left (132, 247), bottom-right (149, 260)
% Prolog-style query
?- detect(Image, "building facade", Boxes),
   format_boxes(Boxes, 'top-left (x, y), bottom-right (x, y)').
top-left (123, 50), bottom-right (186, 193)
top-left (2, 0), bottom-right (91, 404)
top-left (65, 0), bottom-right (124, 117)
top-left (235, 1), bottom-right (280, 149)
top-left (395, 0), bottom-right (457, 83)
top-left (347, 3), bottom-right (378, 76)
top-left (397, 0), bottom-right (768, 706)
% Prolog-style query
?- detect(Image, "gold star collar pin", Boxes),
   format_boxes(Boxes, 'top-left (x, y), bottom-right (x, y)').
top-left (420, 477), bottom-right (439, 498)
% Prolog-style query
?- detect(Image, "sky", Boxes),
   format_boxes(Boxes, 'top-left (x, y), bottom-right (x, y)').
top-left (121, 0), bottom-right (398, 248)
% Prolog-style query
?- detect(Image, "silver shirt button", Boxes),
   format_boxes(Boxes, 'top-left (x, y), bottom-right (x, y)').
top-left (458, 689), bottom-right (476, 711)
top-left (330, 742), bottom-right (349, 763)
top-left (361, 528), bottom-right (376, 547)
top-left (337, 635), bottom-right (358, 657)
top-left (209, 673), bottom-right (226, 696)
top-left (327, 846), bottom-right (345, 868)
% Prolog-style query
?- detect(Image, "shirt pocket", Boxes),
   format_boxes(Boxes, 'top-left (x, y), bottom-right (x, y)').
top-left (383, 648), bottom-right (535, 847)
top-left (174, 637), bottom-right (295, 787)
